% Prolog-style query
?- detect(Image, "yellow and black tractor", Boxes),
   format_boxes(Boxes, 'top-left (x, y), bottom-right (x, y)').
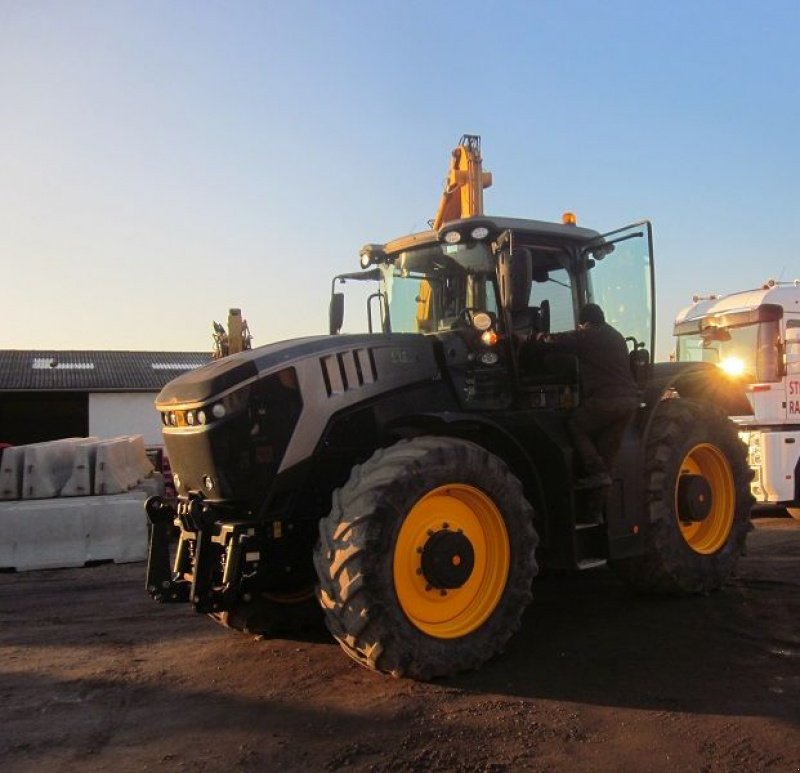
top-left (146, 137), bottom-right (753, 679)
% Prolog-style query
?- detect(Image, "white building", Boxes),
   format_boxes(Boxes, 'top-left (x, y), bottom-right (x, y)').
top-left (0, 350), bottom-right (212, 447)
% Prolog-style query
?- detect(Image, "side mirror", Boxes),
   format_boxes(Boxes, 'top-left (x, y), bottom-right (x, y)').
top-left (497, 248), bottom-right (532, 312)
top-left (329, 292), bottom-right (344, 335)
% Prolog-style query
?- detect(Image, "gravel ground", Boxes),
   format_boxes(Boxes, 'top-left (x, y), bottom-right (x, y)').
top-left (1, 516), bottom-right (798, 772)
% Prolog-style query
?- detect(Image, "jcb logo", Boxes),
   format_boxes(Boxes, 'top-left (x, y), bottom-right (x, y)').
top-left (390, 349), bottom-right (416, 364)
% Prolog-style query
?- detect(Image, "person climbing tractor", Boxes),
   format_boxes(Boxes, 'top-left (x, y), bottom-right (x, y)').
top-left (536, 303), bottom-right (639, 489)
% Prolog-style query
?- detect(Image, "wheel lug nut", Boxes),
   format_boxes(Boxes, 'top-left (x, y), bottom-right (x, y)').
top-left (425, 584), bottom-right (432, 591)
top-left (440, 590), bottom-right (447, 597)
top-left (416, 568), bottom-right (422, 575)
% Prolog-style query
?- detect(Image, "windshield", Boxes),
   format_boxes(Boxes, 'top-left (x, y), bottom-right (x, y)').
top-left (385, 242), bottom-right (497, 333)
top-left (676, 320), bottom-right (781, 382)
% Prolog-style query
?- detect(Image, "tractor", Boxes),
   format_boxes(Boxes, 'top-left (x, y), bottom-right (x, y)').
top-left (146, 137), bottom-right (753, 679)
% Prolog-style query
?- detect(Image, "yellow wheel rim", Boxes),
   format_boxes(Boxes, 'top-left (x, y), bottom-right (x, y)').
top-left (676, 443), bottom-right (735, 554)
top-left (393, 484), bottom-right (510, 639)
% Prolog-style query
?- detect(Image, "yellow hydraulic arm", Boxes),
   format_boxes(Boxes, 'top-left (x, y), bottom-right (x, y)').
top-left (417, 135), bottom-right (493, 329)
top-left (212, 308), bottom-right (252, 359)
top-left (431, 134), bottom-right (493, 230)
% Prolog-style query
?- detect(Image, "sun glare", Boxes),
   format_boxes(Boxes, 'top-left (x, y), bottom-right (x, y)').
top-left (719, 356), bottom-right (746, 377)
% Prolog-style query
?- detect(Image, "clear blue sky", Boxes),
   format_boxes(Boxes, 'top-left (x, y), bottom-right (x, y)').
top-left (1, 0), bottom-right (798, 359)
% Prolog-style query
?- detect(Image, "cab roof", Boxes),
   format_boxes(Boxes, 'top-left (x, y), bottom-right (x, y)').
top-left (378, 215), bottom-right (602, 256)
top-left (675, 284), bottom-right (800, 329)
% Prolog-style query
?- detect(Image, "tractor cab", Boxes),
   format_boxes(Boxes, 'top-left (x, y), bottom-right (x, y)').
top-left (331, 215), bottom-right (654, 399)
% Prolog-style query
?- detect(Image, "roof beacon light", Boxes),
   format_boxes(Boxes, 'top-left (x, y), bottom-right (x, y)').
top-left (562, 211), bottom-right (577, 226)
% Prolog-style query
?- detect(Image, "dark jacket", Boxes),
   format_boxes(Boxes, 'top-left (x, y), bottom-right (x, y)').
top-left (543, 322), bottom-right (638, 400)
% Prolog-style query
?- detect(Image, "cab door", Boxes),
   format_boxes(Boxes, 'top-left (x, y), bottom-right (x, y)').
top-left (584, 221), bottom-right (655, 355)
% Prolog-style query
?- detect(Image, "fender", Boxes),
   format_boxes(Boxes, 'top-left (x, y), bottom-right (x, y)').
top-left (639, 361), bottom-right (752, 439)
top-left (384, 410), bottom-right (562, 526)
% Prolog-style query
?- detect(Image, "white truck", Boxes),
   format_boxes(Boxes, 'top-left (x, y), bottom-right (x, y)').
top-left (674, 280), bottom-right (800, 520)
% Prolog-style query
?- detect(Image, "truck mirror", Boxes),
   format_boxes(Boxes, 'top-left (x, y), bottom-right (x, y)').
top-left (329, 292), bottom-right (345, 335)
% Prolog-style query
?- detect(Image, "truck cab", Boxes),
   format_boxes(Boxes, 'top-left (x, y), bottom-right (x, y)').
top-left (674, 281), bottom-right (800, 517)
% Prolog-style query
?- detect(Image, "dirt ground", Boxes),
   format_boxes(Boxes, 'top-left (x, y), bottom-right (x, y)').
top-left (1, 517), bottom-right (798, 773)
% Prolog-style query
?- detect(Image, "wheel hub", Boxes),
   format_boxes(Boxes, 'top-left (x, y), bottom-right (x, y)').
top-left (677, 473), bottom-right (713, 523)
top-left (420, 529), bottom-right (475, 590)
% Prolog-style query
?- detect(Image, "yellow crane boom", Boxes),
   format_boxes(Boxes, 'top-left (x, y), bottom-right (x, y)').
top-left (432, 134), bottom-right (493, 230)
top-left (212, 308), bottom-right (252, 359)
top-left (417, 135), bottom-right (493, 329)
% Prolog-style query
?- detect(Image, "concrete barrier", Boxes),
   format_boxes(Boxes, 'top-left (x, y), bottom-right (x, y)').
top-left (0, 435), bottom-right (158, 500)
top-left (126, 435), bottom-right (154, 482)
top-left (0, 446), bottom-right (25, 500)
top-left (21, 438), bottom-right (88, 499)
top-left (95, 437), bottom-right (137, 495)
top-left (0, 491), bottom-right (149, 571)
top-left (61, 439), bottom-right (101, 497)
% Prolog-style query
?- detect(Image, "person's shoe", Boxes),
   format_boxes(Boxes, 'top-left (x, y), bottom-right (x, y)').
top-left (575, 472), bottom-right (613, 489)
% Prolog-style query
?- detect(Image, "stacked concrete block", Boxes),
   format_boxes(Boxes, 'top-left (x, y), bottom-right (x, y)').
top-left (0, 446), bottom-right (25, 500)
top-left (61, 440), bottom-right (102, 497)
top-left (95, 437), bottom-right (138, 494)
top-left (2, 436), bottom-right (158, 499)
top-left (126, 435), bottom-right (154, 481)
top-left (21, 438), bottom-right (87, 499)
top-left (0, 435), bottom-right (161, 571)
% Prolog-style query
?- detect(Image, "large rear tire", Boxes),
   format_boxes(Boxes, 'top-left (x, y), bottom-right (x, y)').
top-left (314, 437), bottom-right (538, 679)
top-left (611, 398), bottom-right (753, 593)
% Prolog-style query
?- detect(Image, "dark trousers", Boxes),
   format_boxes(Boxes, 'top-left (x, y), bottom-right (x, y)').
top-left (566, 396), bottom-right (638, 476)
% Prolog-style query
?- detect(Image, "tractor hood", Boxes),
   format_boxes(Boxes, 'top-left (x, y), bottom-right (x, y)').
top-left (155, 333), bottom-right (443, 500)
top-left (156, 333), bottom-right (439, 408)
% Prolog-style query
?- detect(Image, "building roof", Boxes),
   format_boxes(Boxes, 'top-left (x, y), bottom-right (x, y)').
top-left (0, 350), bottom-right (214, 392)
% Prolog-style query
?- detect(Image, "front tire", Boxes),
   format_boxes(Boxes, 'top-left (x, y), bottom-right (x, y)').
top-left (612, 398), bottom-right (753, 593)
top-left (314, 437), bottom-right (538, 679)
